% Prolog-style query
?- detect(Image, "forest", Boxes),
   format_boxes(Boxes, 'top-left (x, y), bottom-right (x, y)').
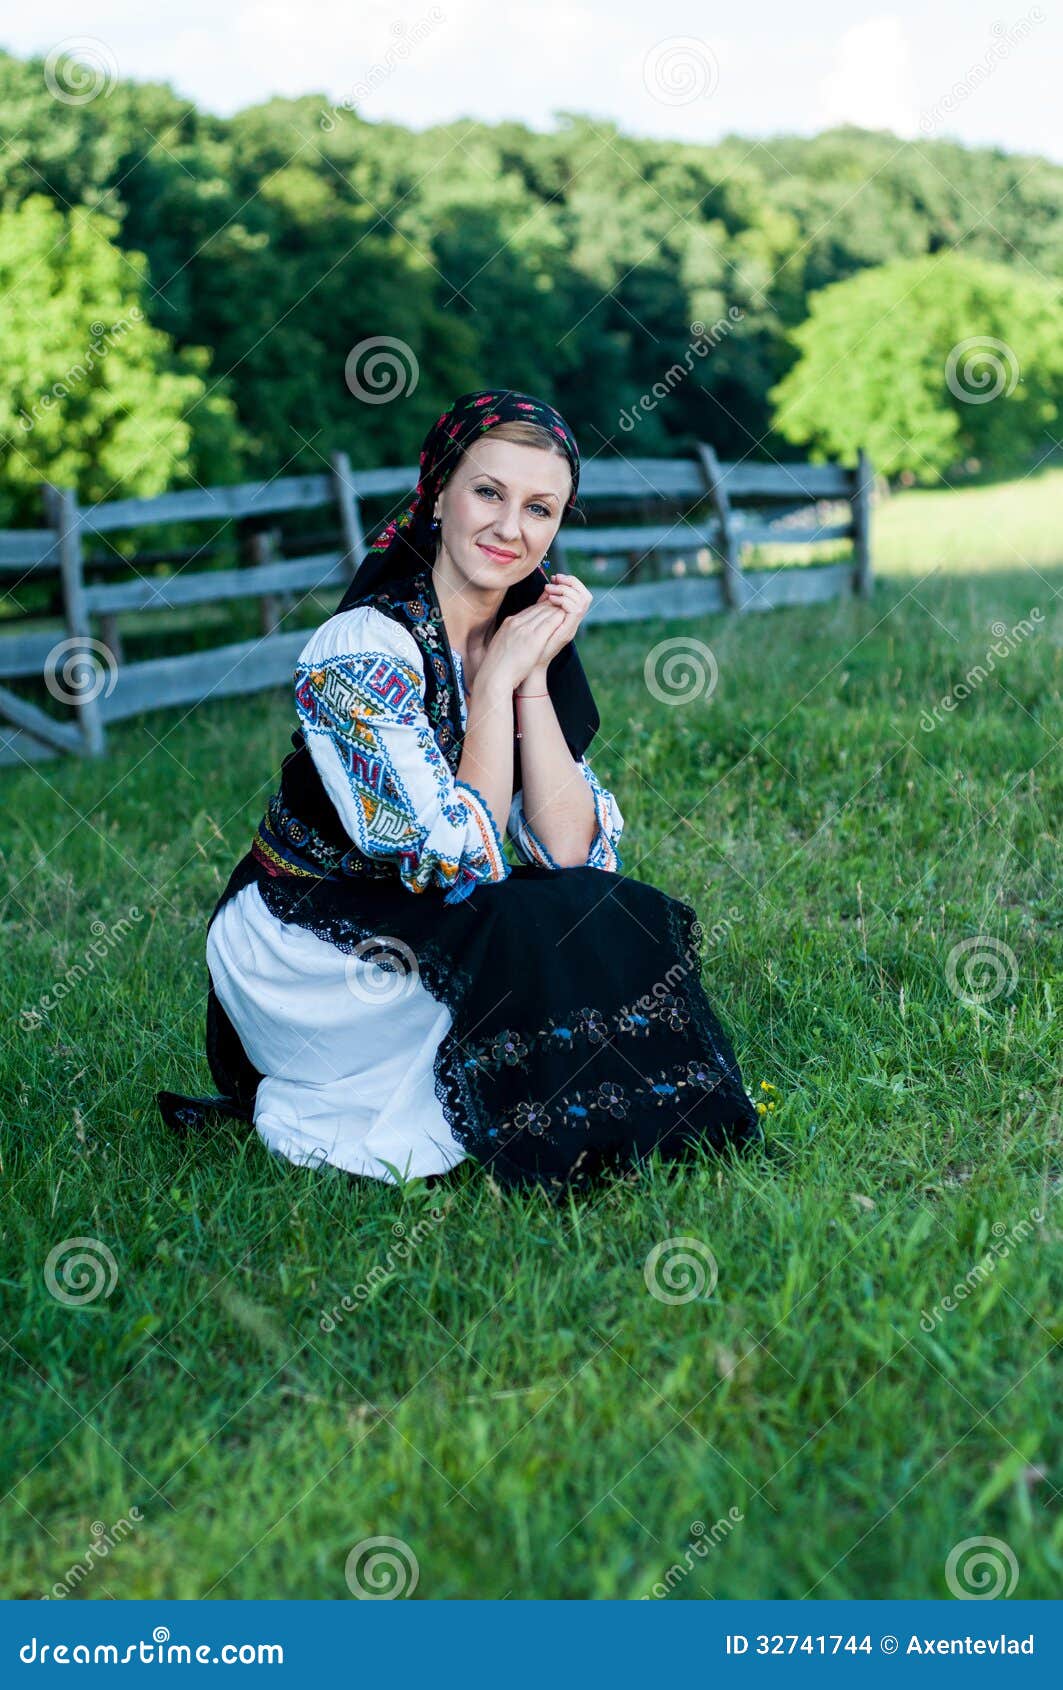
top-left (2, 44), bottom-right (1062, 523)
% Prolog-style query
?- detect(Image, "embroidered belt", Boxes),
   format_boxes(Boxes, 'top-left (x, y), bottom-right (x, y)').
top-left (251, 792), bottom-right (395, 885)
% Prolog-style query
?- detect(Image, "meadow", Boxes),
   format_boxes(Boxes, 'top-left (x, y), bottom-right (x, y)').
top-left (0, 470), bottom-right (1059, 1599)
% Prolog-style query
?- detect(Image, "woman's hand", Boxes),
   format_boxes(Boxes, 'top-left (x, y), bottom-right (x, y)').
top-left (532, 573), bottom-right (592, 668)
top-left (474, 600), bottom-right (566, 696)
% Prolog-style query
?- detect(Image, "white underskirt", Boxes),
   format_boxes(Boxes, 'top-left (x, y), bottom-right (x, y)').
top-left (206, 882), bottom-right (468, 1184)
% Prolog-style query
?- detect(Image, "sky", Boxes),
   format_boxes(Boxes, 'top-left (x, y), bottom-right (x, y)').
top-left (3, 0), bottom-right (1059, 162)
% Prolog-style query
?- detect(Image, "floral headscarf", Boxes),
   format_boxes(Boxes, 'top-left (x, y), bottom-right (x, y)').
top-left (362, 388), bottom-right (580, 572)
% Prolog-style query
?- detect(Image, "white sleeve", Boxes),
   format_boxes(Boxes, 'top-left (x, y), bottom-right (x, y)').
top-left (507, 756), bottom-right (624, 872)
top-left (295, 606), bottom-right (509, 903)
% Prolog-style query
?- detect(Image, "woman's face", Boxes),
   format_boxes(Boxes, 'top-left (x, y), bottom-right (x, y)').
top-left (433, 436), bottom-right (572, 591)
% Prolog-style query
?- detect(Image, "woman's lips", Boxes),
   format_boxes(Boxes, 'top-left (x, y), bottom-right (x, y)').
top-left (477, 542), bottom-right (520, 562)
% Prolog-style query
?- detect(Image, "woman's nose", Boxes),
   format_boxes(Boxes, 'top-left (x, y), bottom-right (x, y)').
top-left (491, 502), bottom-right (522, 538)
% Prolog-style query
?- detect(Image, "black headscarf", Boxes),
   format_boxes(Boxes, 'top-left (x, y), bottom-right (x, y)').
top-left (335, 388), bottom-right (600, 763)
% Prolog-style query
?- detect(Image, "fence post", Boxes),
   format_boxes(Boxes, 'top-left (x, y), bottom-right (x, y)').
top-left (624, 548), bottom-right (645, 587)
top-left (43, 484), bottom-right (105, 758)
top-left (697, 443), bottom-right (745, 609)
top-left (331, 451), bottom-right (365, 580)
top-left (98, 610), bottom-right (125, 670)
top-left (852, 449), bottom-right (874, 599)
top-left (246, 526), bottom-right (283, 636)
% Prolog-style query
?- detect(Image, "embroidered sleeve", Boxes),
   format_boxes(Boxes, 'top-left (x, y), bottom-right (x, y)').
top-left (294, 606), bottom-right (509, 902)
top-left (507, 757), bottom-right (624, 872)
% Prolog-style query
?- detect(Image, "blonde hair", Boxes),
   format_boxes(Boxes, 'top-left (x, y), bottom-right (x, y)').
top-left (464, 417), bottom-right (576, 512)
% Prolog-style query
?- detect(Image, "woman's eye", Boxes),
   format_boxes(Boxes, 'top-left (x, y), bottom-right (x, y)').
top-left (475, 486), bottom-right (551, 519)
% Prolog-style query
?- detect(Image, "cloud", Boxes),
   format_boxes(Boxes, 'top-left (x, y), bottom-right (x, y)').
top-left (818, 15), bottom-right (919, 135)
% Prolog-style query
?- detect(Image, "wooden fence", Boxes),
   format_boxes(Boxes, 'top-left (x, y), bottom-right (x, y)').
top-left (0, 445), bottom-right (872, 764)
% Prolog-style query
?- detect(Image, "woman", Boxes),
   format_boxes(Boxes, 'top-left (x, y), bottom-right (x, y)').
top-left (159, 389), bottom-right (761, 1192)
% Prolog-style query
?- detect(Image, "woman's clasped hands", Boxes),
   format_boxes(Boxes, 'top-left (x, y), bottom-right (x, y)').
top-left (473, 573), bottom-right (592, 697)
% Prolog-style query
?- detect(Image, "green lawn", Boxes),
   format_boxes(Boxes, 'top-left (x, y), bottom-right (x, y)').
top-left (0, 473), bottom-right (1060, 1600)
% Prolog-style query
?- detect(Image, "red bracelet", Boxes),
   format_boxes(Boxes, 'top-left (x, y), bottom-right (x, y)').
top-left (515, 691), bottom-right (549, 738)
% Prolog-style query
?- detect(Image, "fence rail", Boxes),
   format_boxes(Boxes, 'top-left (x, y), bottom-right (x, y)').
top-left (0, 444), bottom-right (872, 765)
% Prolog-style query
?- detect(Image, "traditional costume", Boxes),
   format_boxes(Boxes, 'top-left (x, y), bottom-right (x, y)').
top-left (158, 391), bottom-right (761, 1191)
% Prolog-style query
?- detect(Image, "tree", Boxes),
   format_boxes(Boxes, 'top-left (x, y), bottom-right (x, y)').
top-left (769, 254), bottom-right (1063, 480)
top-left (0, 195), bottom-right (240, 523)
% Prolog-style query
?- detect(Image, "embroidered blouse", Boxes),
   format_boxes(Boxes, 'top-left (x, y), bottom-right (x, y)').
top-left (294, 606), bottom-right (624, 902)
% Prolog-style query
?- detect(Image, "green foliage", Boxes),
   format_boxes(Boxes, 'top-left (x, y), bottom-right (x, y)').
top-left (769, 254), bottom-right (1063, 481)
top-left (4, 47), bottom-right (1063, 509)
top-left (0, 195), bottom-right (241, 523)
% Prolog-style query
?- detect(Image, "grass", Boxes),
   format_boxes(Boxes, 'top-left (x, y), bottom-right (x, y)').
top-left (0, 472), bottom-right (1060, 1600)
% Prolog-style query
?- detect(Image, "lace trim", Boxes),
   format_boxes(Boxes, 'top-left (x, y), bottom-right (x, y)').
top-left (452, 777), bottom-right (510, 883)
top-left (511, 807), bottom-right (561, 869)
top-left (510, 760), bottom-right (623, 872)
top-left (580, 760), bottom-right (623, 871)
top-left (662, 896), bottom-right (752, 1094)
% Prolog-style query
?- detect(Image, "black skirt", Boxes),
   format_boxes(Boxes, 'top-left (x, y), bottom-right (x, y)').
top-left (182, 854), bottom-right (762, 1195)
